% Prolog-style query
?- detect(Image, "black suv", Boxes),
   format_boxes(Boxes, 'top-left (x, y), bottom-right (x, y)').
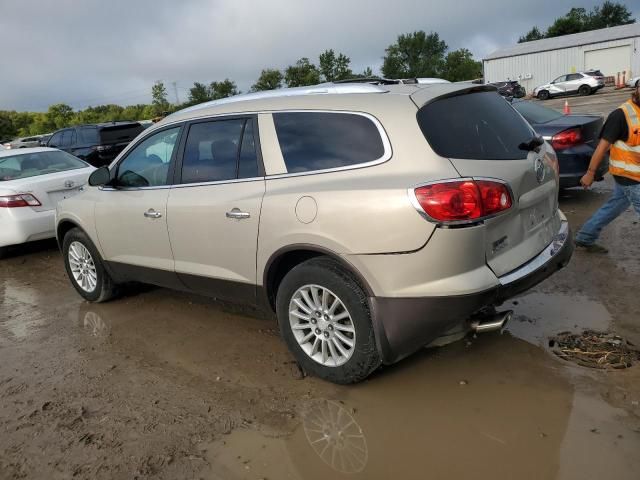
top-left (47, 122), bottom-right (145, 167)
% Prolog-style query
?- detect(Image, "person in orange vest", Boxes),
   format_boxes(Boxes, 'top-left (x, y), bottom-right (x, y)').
top-left (575, 84), bottom-right (640, 253)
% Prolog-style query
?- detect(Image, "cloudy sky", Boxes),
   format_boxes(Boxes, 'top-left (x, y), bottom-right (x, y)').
top-left (1, 0), bottom-right (637, 111)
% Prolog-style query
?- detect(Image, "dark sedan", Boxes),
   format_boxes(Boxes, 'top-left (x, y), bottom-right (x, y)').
top-left (512, 100), bottom-right (608, 188)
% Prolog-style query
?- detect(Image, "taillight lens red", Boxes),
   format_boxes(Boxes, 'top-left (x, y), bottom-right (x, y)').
top-left (413, 180), bottom-right (512, 223)
top-left (551, 128), bottom-right (582, 150)
top-left (0, 194), bottom-right (41, 208)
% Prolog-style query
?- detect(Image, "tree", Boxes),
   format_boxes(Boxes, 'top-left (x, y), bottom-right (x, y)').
top-left (188, 82), bottom-right (211, 104)
top-left (381, 31), bottom-right (447, 79)
top-left (319, 49), bottom-right (353, 81)
top-left (441, 48), bottom-right (482, 82)
top-left (546, 7), bottom-right (588, 37)
top-left (284, 58), bottom-right (321, 87)
top-left (362, 67), bottom-right (374, 77)
top-left (46, 104), bottom-right (74, 129)
top-left (251, 69), bottom-right (284, 91)
top-left (518, 26), bottom-right (545, 43)
top-left (151, 81), bottom-right (170, 116)
top-left (209, 79), bottom-right (239, 100)
top-left (586, 0), bottom-right (635, 29)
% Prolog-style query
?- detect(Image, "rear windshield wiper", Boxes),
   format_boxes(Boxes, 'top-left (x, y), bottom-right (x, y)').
top-left (518, 135), bottom-right (544, 152)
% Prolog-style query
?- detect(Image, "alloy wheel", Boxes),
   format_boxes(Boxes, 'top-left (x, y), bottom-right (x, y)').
top-left (288, 284), bottom-right (356, 367)
top-left (68, 241), bottom-right (97, 293)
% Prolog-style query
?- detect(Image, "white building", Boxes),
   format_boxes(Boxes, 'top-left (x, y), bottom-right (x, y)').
top-left (484, 23), bottom-right (640, 92)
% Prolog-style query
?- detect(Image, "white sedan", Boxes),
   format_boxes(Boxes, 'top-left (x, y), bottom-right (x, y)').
top-left (627, 76), bottom-right (640, 88)
top-left (0, 148), bottom-right (94, 258)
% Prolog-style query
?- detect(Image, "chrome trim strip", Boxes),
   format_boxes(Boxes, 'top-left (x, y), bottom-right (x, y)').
top-left (407, 177), bottom-right (515, 226)
top-left (498, 220), bottom-right (569, 286)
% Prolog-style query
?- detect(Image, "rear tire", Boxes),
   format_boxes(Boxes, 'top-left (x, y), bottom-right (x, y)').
top-left (537, 90), bottom-right (550, 100)
top-left (578, 85), bottom-right (590, 96)
top-left (62, 228), bottom-right (118, 302)
top-left (0, 246), bottom-right (7, 259)
top-left (276, 257), bottom-right (381, 384)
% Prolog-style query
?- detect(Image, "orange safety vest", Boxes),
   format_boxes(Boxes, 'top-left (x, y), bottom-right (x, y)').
top-left (609, 100), bottom-right (640, 182)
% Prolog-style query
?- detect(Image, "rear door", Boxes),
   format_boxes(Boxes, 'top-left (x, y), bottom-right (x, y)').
top-left (414, 88), bottom-right (560, 277)
top-left (563, 73), bottom-right (584, 93)
top-left (166, 116), bottom-right (265, 303)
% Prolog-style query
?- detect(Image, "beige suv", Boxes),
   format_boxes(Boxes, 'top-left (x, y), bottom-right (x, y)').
top-left (56, 82), bottom-right (573, 384)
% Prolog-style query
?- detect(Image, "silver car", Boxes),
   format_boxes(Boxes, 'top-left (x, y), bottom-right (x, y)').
top-left (56, 82), bottom-right (573, 384)
top-left (627, 75), bottom-right (640, 88)
top-left (534, 71), bottom-right (605, 100)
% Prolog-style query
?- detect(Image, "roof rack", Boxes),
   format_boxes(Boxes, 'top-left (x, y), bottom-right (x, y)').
top-left (173, 83), bottom-right (389, 116)
top-left (334, 77), bottom-right (450, 85)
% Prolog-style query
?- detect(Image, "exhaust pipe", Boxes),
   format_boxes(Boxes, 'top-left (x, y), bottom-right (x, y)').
top-left (471, 310), bottom-right (513, 333)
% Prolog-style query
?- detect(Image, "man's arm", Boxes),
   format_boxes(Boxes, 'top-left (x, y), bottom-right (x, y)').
top-left (580, 138), bottom-right (611, 188)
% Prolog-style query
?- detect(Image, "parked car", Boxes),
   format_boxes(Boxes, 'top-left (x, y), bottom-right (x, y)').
top-left (533, 72), bottom-right (605, 100)
top-left (627, 75), bottom-right (640, 88)
top-left (0, 148), bottom-right (94, 258)
top-left (489, 80), bottom-right (526, 98)
top-left (512, 99), bottom-right (607, 188)
top-left (47, 122), bottom-right (145, 167)
top-left (56, 83), bottom-right (572, 384)
top-left (5, 135), bottom-right (45, 149)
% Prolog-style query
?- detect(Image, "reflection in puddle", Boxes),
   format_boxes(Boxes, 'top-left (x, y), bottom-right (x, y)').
top-left (82, 310), bottom-right (110, 338)
top-left (506, 292), bottom-right (612, 345)
top-left (302, 399), bottom-right (367, 474)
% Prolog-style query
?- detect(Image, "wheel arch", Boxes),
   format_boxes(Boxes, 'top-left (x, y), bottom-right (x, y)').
top-left (56, 219), bottom-right (83, 250)
top-left (262, 244), bottom-right (374, 312)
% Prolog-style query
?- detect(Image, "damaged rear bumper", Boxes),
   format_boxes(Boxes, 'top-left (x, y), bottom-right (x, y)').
top-left (370, 219), bottom-right (573, 364)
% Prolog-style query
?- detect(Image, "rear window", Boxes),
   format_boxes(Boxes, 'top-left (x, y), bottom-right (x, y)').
top-left (417, 91), bottom-right (535, 160)
top-left (512, 101), bottom-right (563, 124)
top-left (0, 151), bottom-right (87, 181)
top-left (585, 70), bottom-right (604, 77)
top-left (98, 123), bottom-right (144, 145)
top-left (273, 112), bottom-right (385, 173)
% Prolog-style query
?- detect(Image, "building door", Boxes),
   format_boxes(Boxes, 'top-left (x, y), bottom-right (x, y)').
top-left (584, 45), bottom-right (631, 77)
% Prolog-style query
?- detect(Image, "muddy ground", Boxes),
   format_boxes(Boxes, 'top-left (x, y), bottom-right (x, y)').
top-left (1, 90), bottom-right (640, 479)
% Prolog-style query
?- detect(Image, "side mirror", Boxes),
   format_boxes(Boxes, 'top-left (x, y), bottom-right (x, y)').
top-left (88, 166), bottom-right (111, 187)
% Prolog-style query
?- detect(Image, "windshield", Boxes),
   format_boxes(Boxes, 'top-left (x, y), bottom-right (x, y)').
top-left (512, 101), bottom-right (563, 124)
top-left (0, 150), bottom-right (88, 181)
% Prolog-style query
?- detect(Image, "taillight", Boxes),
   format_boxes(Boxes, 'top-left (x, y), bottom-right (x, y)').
top-left (551, 128), bottom-right (582, 150)
top-left (412, 179), bottom-right (512, 223)
top-left (0, 194), bottom-right (41, 208)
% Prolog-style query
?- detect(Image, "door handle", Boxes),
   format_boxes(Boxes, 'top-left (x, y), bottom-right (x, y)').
top-left (226, 208), bottom-right (250, 220)
top-left (144, 209), bottom-right (162, 219)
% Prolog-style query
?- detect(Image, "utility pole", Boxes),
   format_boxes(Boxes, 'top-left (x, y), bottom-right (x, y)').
top-left (172, 81), bottom-right (180, 104)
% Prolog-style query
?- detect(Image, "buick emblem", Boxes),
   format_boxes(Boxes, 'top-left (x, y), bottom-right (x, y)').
top-left (64, 180), bottom-right (75, 188)
top-left (534, 158), bottom-right (545, 184)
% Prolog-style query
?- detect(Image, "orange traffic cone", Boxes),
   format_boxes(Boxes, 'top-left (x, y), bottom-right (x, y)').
top-left (563, 100), bottom-right (571, 115)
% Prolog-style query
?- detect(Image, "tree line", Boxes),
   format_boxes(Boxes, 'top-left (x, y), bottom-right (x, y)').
top-left (2, 30), bottom-right (482, 140)
top-left (518, 1), bottom-right (634, 43)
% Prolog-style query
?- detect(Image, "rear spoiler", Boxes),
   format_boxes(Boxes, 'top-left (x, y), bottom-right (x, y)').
top-left (410, 83), bottom-right (498, 108)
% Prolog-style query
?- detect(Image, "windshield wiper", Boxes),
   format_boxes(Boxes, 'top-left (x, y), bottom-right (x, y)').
top-left (518, 135), bottom-right (544, 152)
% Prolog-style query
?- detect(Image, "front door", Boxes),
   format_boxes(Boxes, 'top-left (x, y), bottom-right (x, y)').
top-left (94, 126), bottom-right (182, 287)
top-left (166, 116), bottom-right (265, 303)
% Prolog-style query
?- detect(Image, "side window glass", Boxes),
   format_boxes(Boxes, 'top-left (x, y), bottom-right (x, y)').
top-left (180, 119), bottom-right (244, 184)
top-left (59, 131), bottom-right (71, 148)
top-left (70, 130), bottom-right (77, 146)
top-left (116, 127), bottom-right (180, 188)
top-left (553, 76), bottom-right (566, 83)
top-left (273, 112), bottom-right (385, 173)
top-left (49, 132), bottom-right (63, 146)
top-left (238, 120), bottom-right (259, 179)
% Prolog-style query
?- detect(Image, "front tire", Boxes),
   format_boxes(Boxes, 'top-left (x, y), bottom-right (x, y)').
top-left (62, 228), bottom-right (117, 302)
top-left (276, 257), bottom-right (381, 384)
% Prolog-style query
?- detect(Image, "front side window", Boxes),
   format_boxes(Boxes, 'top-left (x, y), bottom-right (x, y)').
top-left (273, 112), bottom-right (385, 173)
top-left (116, 127), bottom-right (180, 188)
top-left (49, 131), bottom-right (63, 147)
top-left (180, 118), bottom-right (257, 184)
top-left (60, 130), bottom-right (72, 148)
top-left (552, 76), bottom-right (567, 83)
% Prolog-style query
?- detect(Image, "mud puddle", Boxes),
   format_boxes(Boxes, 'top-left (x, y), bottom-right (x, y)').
top-left (203, 334), bottom-right (640, 480)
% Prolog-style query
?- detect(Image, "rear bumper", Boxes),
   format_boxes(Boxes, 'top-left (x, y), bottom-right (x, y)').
top-left (370, 219), bottom-right (573, 364)
top-left (0, 208), bottom-right (55, 248)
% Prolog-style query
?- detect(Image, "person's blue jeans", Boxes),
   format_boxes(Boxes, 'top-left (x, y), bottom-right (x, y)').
top-left (576, 181), bottom-right (640, 245)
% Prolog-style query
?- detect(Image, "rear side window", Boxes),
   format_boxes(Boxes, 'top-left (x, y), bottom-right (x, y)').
top-left (180, 119), bottom-right (248, 184)
top-left (273, 112), bottom-right (385, 173)
top-left (99, 124), bottom-right (144, 144)
top-left (417, 91), bottom-right (535, 160)
top-left (79, 127), bottom-right (99, 145)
